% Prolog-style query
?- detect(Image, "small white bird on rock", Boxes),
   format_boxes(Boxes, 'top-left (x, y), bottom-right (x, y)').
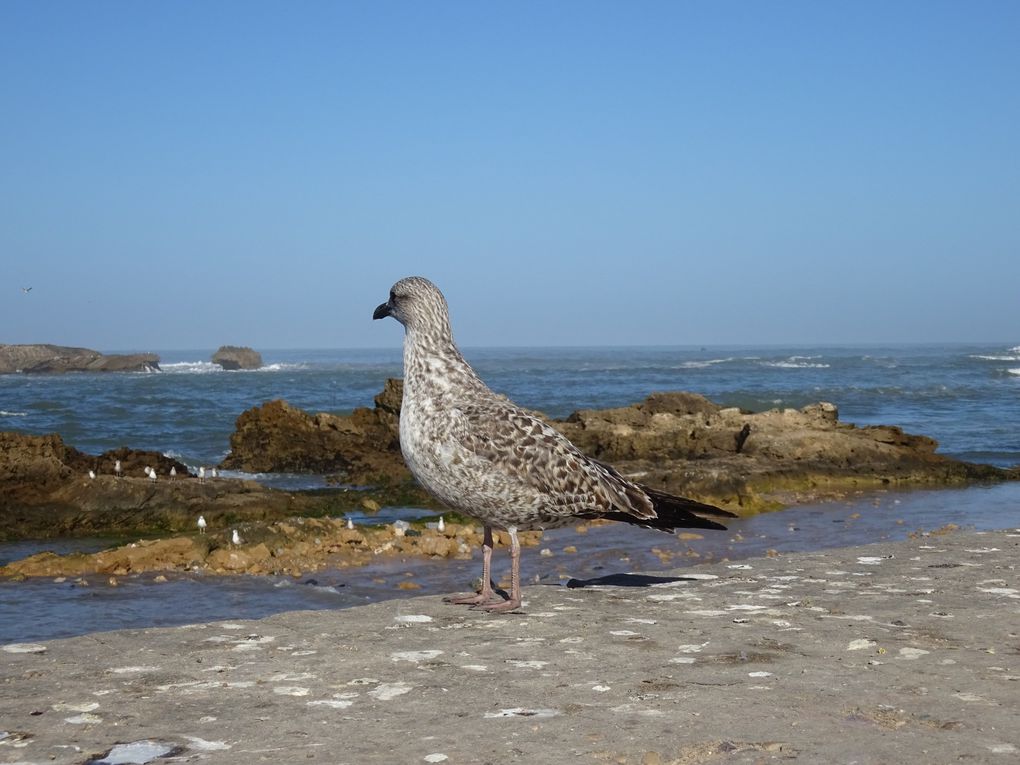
top-left (197, 515), bottom-right (207, 534)
top-left (169, 466), bottom-right (177, 481)
top-left (114, 460), bottom-right (122, 479)
top-left (88, 469), bottom-right (96, 480)
top-left (231, 529), bottom-right (242, 545)
top-left (373, 277), bottom-right (735, 613)
top-left (199, 467), bottom-right (206, 483)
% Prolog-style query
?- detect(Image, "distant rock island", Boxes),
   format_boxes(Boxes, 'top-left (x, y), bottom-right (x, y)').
top-left (211, 345), bottom-right (263, 370)
top-left (0, 344), bottom-right (159, 374)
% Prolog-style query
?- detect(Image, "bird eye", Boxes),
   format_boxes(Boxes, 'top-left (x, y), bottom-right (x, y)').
top-left (389, 290), bottom-right (397, 303)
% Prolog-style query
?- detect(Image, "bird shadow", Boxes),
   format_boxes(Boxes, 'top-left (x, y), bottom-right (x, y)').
top-left (562, 573), bottom-right (699, 589)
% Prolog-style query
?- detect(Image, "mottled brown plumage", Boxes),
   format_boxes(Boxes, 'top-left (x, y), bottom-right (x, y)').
top-left (374, 276), bottom-right (734, 611)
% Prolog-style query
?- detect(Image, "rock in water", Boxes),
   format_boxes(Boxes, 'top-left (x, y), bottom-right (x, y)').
top-left (211, 346), bottom-right (263, 370)
top-left (0, 344), bottom-right (159, 374)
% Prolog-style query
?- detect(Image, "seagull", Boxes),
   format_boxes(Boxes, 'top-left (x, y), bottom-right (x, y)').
top-left (211, 467), bottom-right (218, 479)
top-left (438, 515), bottom-right (445, 532)
top-left (143, 466), bottom-right (152, 477)
top-left (374, 277), bottom-right (736, 612)
top-left (88, 469), bottom-right (96, 480)
top-left (198, 467), bottom-right (206, 483)
top-left (21, 287), bottom-right (32, 294)
top-left (114, 459), bottom-right (122, 479)
top-left (148, 467), bottom-right (157, 483)
top-left (169, 466), bottom-right (177, 481)
top-left (346, 517), bottom-right (355, 530)
top-left (197, 515), bottom-right (207, 534)
top-left (231, 529), bottom-right (242, 545)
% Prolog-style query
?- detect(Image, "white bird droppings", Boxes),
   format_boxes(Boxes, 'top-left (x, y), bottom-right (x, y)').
top-left (92, 740), bottom-right (176, 764)
top-left (183, 736), bottom-right (231, 751)
top-left (390, 650), bottom-right (443, 663)
top-left (273, 686), bottom-right (310, 696)
top-left (307, 699), bottom-right (355, 709)
top-left (987, 744), bottom-right (1018, 754)
top-left (369, 682), bottom-right (413, 700)
top-left (424, 755), bottom-right (449, 763)
top-left (847, 639), bottom-right (877, 651)
top-left (898, 647), bottom-right (930, 660)
top-left (394, 614), bottom-right (433, 623)
top-left (64, 713), bottom-right (103, 724)
top-left (2, 642), bottom-right (47, 654)
top-left (484, 707), bottom-right (560, 718)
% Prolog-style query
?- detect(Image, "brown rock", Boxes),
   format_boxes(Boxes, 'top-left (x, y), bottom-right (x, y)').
top-left (211, 345), bottom-right (262, 370)
top-left (219, 389), bottom-right (408, 483)
top-left (0, 344), bottom-right (159, 374)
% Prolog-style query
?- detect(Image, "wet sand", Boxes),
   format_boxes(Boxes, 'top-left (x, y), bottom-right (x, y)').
top-left (2, 527), bottom-right (1018, 764)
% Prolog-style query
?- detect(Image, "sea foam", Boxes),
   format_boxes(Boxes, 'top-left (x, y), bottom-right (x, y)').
top-left (159, 360), bottom-right (305, 374)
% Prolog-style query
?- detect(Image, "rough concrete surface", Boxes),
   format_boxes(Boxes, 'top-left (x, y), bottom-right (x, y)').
top-left (2, 529), bottom-right (1018, 765)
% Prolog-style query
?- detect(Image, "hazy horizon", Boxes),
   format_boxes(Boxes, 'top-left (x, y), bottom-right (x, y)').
top-left (3, 2), bottom-right (1018, 349)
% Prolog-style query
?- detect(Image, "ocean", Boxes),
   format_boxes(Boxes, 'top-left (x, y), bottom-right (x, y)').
top-left (2, 343), bottom-right (1019, 643)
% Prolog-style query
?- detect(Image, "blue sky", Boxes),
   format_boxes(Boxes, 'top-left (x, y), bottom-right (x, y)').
top-left (2, 1), bottom-right (1018, 350)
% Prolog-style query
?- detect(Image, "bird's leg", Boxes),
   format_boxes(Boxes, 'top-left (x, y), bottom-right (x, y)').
top-left (476, 526), bottom-right (523, 613)
top-left (445, 525), bottom-right (500, 605)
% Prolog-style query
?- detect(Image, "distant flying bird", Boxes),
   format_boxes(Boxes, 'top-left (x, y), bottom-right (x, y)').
top-left (21, 287), bottom-right (31, 294)
top-left (231, 529), bottom-right (242, 545)
top-left (373, 277), bottom-right (735, 612)
top-left (197, 515), bottom-right (207, 534)
top-left (169, 466), bottom-right (177, 481)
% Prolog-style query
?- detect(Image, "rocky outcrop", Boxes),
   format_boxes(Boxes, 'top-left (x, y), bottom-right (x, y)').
top-left (3, 383), bottom-right (1015, 542)
top-left (0, 344), bottom-right (160, 374)
top-left (0, 518), bottom-right (539, 578)
top-left (211, 345), bottom-right (263, 370)
top-left (219, 379), bottom-right (407, 484)
top-left (0, 432), bottom-right (319, 540)
top-left (220, 383), bottom-right (1014, 511)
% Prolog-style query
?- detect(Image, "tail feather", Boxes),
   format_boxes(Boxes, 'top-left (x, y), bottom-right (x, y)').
top-left (595, 485), bottom-right (737, 533)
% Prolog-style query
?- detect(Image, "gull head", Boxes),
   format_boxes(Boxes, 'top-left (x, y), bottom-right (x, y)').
top-left (373, 276), bottom-right (451, 336)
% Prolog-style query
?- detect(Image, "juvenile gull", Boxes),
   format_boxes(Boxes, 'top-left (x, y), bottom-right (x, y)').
top-left (374, 276), bottom-right (736, 612)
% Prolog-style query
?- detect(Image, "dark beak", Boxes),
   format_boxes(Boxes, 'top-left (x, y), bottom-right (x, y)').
top-left (373, 302), bottom-right (391, 320)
